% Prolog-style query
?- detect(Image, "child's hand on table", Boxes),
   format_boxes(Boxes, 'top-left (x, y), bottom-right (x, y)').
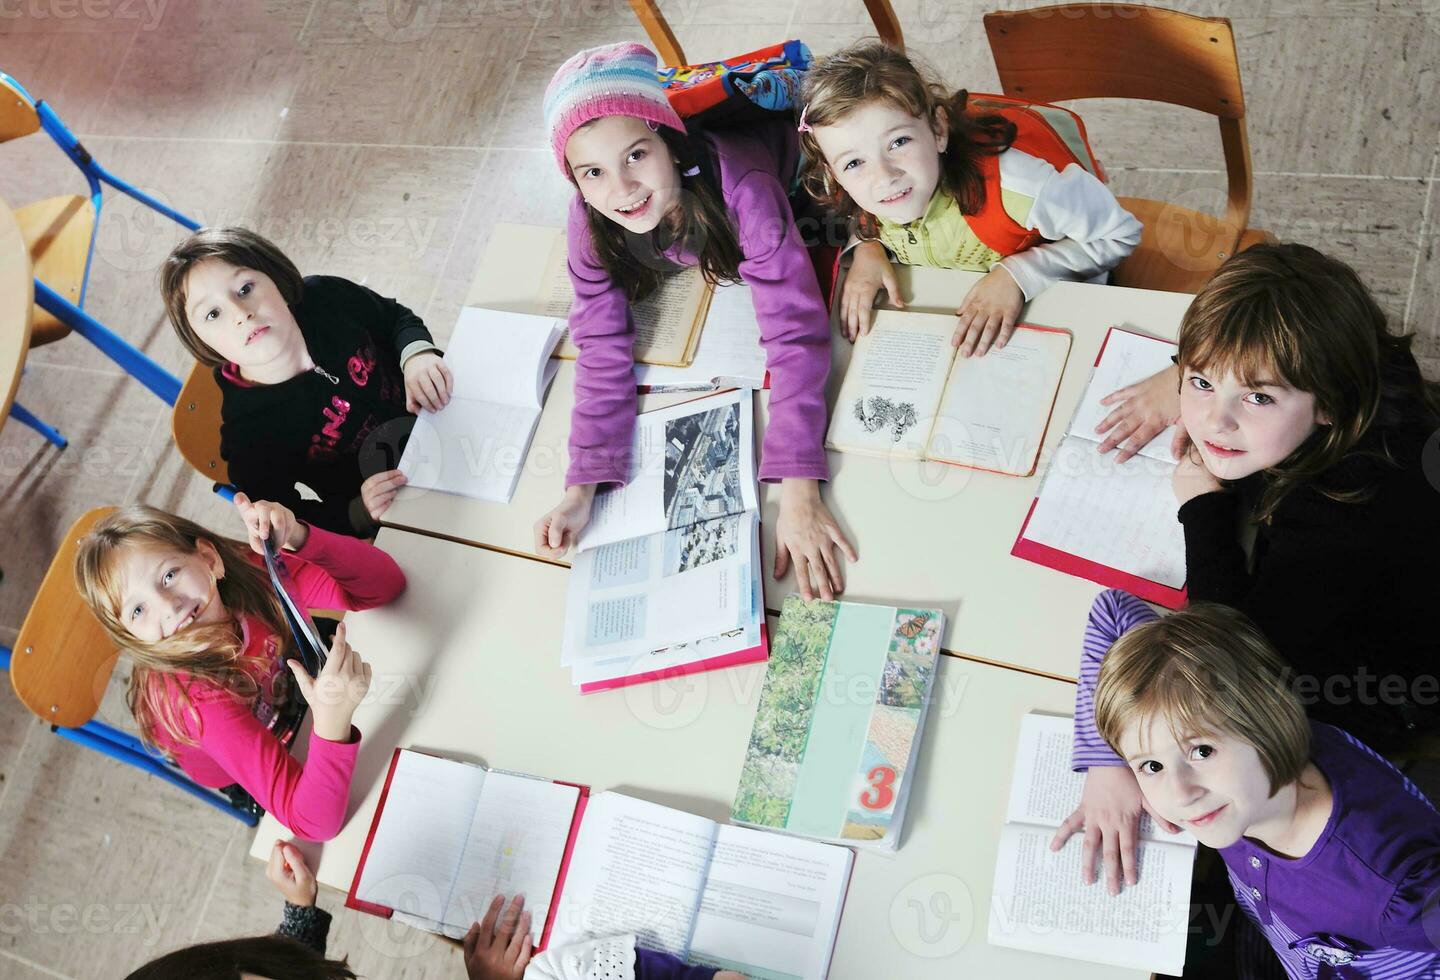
top-left (291, 622), bottom-right (371, 743)
top-left (361, 469), bottom-right (408, 521)
top-left (266, 840), bottom-right (318, 907)
top-left (953, 267), bottom-right (1024, 357)
top-left (403, 351), bottom-right (454, 414)
top-left (774, 479), bottom-right (856, 602)
top-left (1095, 364), bottom-right (1184, 462)
top-left (233, 493), bottom-right (309, 554)
top-left (463, 894), bottom-right (533, 980)
top-left (840, 240), bottom-right (903, 341)
top-left (1050, 765), bottom-right (1181, 896)
top-left (534, 484), bottom-right (596, 559)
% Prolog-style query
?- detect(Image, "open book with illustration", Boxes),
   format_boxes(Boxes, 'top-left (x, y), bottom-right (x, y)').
top-left (731, 595), bottom-right (942, 852)
top-left (988, 713), bottom-right (1197, 975)
top-left (826, 309), bottom-right (1070, 476)
top-left (398, 307), bottom-right (562, 504)
top-left (562, 389), bottom-right (766, 688)
top-left (549, 791), bottom-right (852, 980)
top-left (1011, 327), bottom-right (1187, 607)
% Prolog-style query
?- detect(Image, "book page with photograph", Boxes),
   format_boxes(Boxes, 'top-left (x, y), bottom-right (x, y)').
top-left (826, 309), bottom-right (956, 458)
top-left (578, 389), bottom-right (757, 551)
top-left (687, 824), bottom-right (853, 980)
top-left (1066, 328), bottom-right (1181, 463)
top-left (927, 325), bottom-right (1071, 476)
top-left (539, 234), bottom-right (712, 367)
top-left (547, 792), bottom-right (718, 956)
top-left (562, 511), bottom-right (756, 664)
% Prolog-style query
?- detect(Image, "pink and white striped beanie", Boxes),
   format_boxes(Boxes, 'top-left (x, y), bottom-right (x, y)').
top-left (543, 42), bottom-right (686, 177)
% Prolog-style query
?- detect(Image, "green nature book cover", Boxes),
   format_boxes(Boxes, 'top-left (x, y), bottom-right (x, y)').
top-left (731, 594), bottom-right (943, 850)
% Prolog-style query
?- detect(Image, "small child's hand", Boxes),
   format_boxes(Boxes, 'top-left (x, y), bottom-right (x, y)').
top-left (290, 622), bottom-right (371, 742)
top-left (233, 492), bottom-right (309, 554)
top-left (534, 485), bottom-right (595, 558)
top-left (1172, 442), bottom-right (1223, 505)
top-left (266, 840), bottom-right (318, 907)
top-left (361, 469), bottom-right (407, 521)
top-left (954, 267), bottom-right (1024, 357)
top-left (1096, 364), bottom-right (1183, 462)
top-left (463, 894), bottom-right (533, 980)
top-left (403, 351), bottom-right (454, 414)
top-left (840, 240), bottom-right (903, 341)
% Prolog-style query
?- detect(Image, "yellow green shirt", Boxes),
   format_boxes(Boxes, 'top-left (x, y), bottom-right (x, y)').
top-left (875, 185), bottom-right (1036, 271)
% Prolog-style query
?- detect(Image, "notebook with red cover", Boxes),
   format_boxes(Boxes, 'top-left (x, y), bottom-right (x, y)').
top-left (346, 748), bottom-right (588, 951)
top-left (1010, 327), bottom-right (1188, 609)
top-left (577, 624), bottom-right (769, 694)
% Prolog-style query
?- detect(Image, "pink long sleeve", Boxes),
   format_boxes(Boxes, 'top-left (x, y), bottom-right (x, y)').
top-left (285, 521), bottom-right (407, 611)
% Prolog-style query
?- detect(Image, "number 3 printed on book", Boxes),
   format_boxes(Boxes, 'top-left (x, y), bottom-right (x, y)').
top-left (859, 765), bottom-right (897, 811)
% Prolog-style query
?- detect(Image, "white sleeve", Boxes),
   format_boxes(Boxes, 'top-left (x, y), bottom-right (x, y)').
top-left (992, 149), bottom-right (1142, 301)
top-left (524, 934), bottom-right (638, 980)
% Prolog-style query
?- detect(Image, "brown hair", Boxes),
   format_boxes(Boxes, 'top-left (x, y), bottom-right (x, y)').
top-left (124, 934), bottom-right (356, 980)
top-left (575, 124), bottom-right (744, 302)
top-left (74, 505), bottom-right (293, 750)
top-left (1177, 242), bottom-right (1440, 521)
top-left (796, 39), bottom-right (1016, 237)
top-left (160, 227), bottom-right (305, 367)
top-left (1094, 603), bottom-right (1310, 796)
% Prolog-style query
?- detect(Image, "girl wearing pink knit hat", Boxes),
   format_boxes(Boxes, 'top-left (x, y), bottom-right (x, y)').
top-left (535, 42), bottom-right (856, 602)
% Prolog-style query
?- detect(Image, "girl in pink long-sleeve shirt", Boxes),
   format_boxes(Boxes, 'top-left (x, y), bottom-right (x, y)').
top-left (74, 495), bottom-right (405, 840)
top-left (534, 42), bottom-right (856, 600)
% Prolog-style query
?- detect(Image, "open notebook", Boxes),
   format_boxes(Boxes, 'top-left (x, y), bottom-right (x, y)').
top-left (1012, 328), bottom-right (1187, 607)
top-left (989, 713), bottom-right (1197, 975)
top-left (826, 310), bottom-right (1071, 477)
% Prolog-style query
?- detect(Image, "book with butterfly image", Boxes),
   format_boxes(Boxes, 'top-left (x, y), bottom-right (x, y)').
top-left (826, 309), bottom-right (1071, 477)
top-left (730, 594), bottom-right (944, 852)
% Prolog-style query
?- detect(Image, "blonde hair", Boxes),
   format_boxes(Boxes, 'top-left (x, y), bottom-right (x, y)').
top-left (796, 39), bottom-right (1015, 237)
top-left (74, 505), bottom-right (292, 750)
top-left (1177, 242), bottom-right (1440, 521)
top-left (1094, 603), bottom-right (1309, 796)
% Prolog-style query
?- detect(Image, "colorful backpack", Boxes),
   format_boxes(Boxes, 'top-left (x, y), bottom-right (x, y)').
top-left (657, 40), bottom-right (810, 128)
top-left (961, 93), bottom-right (1107, 256)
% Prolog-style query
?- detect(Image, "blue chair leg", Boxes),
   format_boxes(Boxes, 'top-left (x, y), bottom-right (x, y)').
top-left (9, 400), bottom-right (67, 448)
top-left (32, 279), bottom-right (182, 406)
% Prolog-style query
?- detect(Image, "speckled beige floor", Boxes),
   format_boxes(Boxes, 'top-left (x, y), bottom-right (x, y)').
top-left (0, 2), bottom-right (1436, 977)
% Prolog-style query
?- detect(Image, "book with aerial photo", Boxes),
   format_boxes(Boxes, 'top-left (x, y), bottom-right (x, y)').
top-left (562, 389), bottom-right (766, 687)
top-left (731, 595), bottom-right (943, 852)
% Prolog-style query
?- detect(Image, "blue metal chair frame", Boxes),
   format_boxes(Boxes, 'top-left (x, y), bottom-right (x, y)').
top-left (0, 645), bottom-right (258, 826)
top-left (2, 70), bottom-right (192, 436)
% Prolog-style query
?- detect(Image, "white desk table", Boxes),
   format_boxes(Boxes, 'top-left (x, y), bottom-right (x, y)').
top-left (249, 529), bottom-right (1146, 980)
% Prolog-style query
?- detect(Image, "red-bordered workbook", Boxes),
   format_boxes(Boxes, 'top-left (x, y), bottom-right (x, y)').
top-left (348, 752), bottom-right (853, 978)
top-left (1011, 327), bottom-right (1188, 609)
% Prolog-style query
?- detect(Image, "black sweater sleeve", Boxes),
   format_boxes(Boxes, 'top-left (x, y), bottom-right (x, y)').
top-left (321, 277), bottom-right (433, 361)
top-left (1177, 490), bottom-right (1249, 604)
top-left (276, 902), bottom-right (331, 954)
top-left (226, 448), bottom-right (367, 537)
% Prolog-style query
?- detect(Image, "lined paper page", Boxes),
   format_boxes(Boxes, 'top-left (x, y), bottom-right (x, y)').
top-left (1067, 329), bottom-right (1180, 462)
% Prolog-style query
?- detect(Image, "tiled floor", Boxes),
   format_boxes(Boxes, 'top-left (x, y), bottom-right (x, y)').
top-left (0, 1), bottom-right (1437, 977)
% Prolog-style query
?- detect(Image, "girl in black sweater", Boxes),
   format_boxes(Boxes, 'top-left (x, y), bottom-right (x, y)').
top-left (1167, 243), bottom-right (1440, 751)
top-left (161, 227), bottom-right (454, 536)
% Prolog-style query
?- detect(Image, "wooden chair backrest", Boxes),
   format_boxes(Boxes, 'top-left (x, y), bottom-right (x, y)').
top-left (625, 0), bottom-right (904, 66)
top-left (10, 507), bottom-right (120, 728)
top-left (0, 76), bottom-right (40, 144)
top-left (173, 361), bottom-right (230, 485)
top-left (983, 3), bottom-right (1252, 232)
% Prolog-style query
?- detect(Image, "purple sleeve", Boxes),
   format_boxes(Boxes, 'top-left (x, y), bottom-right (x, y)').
top-left (1072, 590), bottom-right (1160, 771)
top-left (563, 196), bottom-right (640, 488)
top-left (729, 171), bottom-right (831, 483)
top-left (635, 948), bottom-right (717, 980)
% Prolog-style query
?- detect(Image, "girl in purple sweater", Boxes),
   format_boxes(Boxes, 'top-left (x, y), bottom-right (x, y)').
top-left (534, 42), bottom-right (855, 600)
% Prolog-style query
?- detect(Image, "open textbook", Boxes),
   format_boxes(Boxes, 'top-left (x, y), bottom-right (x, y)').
top-left (732, 595), bottom-right (943, 852)
top-left (549, 791), bottom-right (852, 980)
top-left (397, 307), bottom-right (562, 504)
top-left (534, 226), bottom-right (713, 367)
top-left (827, 310), bottom-right (1071, 477)
top-left (1012, 328), bottom-right (1188, 608)
top-left (563, 390), bottom-right (765, 685)
top-left (988, 713), bottom-right (1197, 975)
top-left (635, 283), bottom-right (768, 392)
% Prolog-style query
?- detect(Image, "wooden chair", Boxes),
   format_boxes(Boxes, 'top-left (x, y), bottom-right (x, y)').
top-left (983, 4), bottom-right (1274, 293)
top-left (625, 0), bottom-right (904, 66)
top-left (173, 361), bottom-right (232, 490)
top-left (0, 71), bottom-right (191, 405)
top-left (2, 507), bottom-right (257, 824)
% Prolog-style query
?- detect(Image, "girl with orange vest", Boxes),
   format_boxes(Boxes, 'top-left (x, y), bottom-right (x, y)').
top-left (798, 40), bottom-right (1142, 354)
